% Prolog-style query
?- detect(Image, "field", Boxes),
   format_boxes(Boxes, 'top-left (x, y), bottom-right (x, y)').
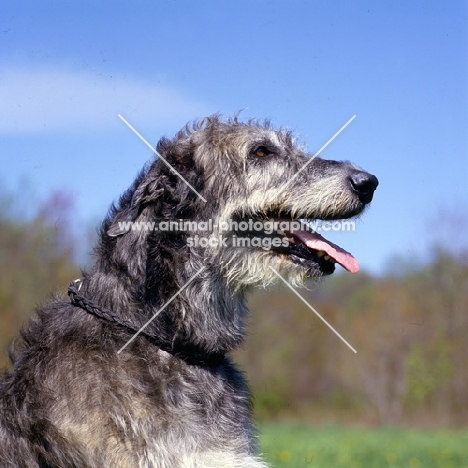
top-left (259, 424), bottom-right (468, 468)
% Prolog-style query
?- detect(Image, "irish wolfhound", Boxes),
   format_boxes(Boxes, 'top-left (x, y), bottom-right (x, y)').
top-left (0, 116), bottom-right (378, 467)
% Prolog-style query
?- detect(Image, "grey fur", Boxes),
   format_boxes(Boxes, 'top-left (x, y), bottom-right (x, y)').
top-left (0, 116), bottom-right (377, 467)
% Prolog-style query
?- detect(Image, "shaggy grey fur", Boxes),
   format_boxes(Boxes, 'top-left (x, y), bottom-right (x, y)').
top-left (0, 116), bottom-right (378, 467)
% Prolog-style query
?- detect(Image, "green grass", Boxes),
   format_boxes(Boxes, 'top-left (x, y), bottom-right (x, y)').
top-left (258, 423), bottom-right (468, 468)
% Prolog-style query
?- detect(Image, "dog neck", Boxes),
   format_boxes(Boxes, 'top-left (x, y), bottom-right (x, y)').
top-left (80, 247), bottom-right (248, 360)
top-left (68, 278), bottom-right (227, 366)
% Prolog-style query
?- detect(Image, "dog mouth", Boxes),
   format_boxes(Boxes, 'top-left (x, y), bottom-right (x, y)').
top-left (286, 223), bottom-right (359, 274)
top-left (230, 217), bottom-right (360, 275)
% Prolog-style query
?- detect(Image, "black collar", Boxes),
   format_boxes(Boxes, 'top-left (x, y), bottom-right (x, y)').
top-left (67, 280), bottom-right (225, 367)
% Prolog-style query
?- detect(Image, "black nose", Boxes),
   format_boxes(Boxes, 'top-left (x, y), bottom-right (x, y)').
top-left (349, 171), bottom-right (379, 204)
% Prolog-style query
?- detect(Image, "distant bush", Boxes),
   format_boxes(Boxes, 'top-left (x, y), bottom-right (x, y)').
top-left (235, 249), bottom-right (468, 426)
top-left (0, 190), bottom-right (80, 369)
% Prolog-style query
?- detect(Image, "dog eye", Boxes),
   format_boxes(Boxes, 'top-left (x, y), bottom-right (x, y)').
top-left (253, 146), bottom-right (270, 158)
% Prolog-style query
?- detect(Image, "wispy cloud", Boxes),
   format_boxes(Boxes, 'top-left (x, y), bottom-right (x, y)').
top-left (0, 68), bottom-right (212, 133)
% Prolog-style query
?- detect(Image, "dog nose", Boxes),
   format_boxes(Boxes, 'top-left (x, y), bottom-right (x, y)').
top-left (349, 171), bottom-right (379, 204)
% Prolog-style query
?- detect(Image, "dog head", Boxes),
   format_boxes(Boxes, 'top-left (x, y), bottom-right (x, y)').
top-left (106, 116), bottom-right (378, 289)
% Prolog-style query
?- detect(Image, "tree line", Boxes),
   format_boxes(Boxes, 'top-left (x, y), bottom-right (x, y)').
top-left (1, 190), bottom-right (467, 426)
top-left (236, 248), bottom-right (468, 426)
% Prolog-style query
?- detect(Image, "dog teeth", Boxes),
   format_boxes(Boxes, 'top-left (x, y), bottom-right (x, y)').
top-left (317, 251), bottom-right (334, 263)
top-left (277, 229), bottom-right (286, 236)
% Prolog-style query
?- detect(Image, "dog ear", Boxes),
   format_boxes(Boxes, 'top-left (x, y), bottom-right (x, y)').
top-left (107, 169), bottom-right (164, 237)
top-left (106, 137), bottom-right (200, 237)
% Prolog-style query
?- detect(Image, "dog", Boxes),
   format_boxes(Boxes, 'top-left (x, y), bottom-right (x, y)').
top-left (0, 116), bottom-right (378, 467)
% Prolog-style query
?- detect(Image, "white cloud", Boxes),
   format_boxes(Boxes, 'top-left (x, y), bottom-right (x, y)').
top-left (0, 68), bottom-right (212, 133)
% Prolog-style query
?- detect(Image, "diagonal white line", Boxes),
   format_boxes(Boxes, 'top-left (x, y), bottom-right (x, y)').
top-left (118, 114), bottom-right (207, 203)
top-left (277, 114), bottom-right (356, 196)
top-left (117, 266), bottom-right (206, 354)
top-left (268, 266), bottom-right (357, 353)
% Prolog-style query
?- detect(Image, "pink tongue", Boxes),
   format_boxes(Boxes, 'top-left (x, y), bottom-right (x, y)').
top-left (293, 230), bottom-right (360, 274)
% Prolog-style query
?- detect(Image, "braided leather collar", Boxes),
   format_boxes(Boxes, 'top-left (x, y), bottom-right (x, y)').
top-left (67, 279), bottom-right (225, 367)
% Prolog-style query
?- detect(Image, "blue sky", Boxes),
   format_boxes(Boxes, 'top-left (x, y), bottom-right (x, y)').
top-left (1, 0), bottom-right (467, 274)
